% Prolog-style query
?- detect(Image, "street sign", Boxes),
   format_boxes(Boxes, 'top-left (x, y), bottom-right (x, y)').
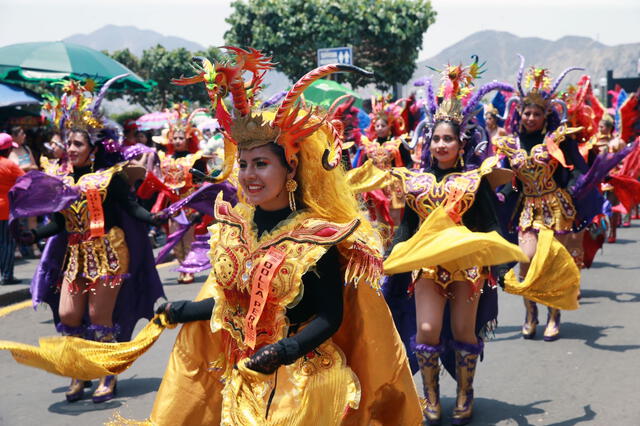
top-left (317, 47), bottom-right (353, 67)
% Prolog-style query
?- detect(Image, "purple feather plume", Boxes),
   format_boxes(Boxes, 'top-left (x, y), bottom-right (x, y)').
top-left (548, 67), bottom-right (585, 98)
top-left (516, 54), bottom-right (526, 96)
top-left (91, 73), bottom-right (130, 115)
top-left (570, 143), bottom-right (635, 200)
top-left (260, 90), bottom-right (287, 109)
top-left (425, 78), bottom-right (437, 116)
top-left (413, 76), bottom-right (429, 87)
top-left (462, 81), bottom-right (514, 118)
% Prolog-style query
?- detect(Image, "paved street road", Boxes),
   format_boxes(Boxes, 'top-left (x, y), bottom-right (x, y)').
top-left (1, 223), bottom-right (639, 425)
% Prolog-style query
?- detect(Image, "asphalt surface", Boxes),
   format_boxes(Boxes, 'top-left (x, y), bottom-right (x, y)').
top-left (1, 223), bottom-right (639, 425)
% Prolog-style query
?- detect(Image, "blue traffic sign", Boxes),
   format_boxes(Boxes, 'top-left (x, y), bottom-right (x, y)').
top-left (317, 47), bottom-right (353, 67)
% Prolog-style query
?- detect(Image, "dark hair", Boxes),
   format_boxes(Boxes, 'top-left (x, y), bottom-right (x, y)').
top-left (0, 148), bottom-right (10, 158)
top-left (508, 103), bottom-right (560, 136)
top-left (10, 126), bottom-right (23, 138)
top-left (420, 119), bottom-right (488, 171)
top-left (262, 142), bottom-right (293, 172)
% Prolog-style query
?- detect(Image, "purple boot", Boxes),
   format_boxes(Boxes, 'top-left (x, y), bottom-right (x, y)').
top-left (451, 340), bottom-right (484, 425)
top-left (86, 324), bottom-right (119, 403)
top-left (414, 342), bottom-right (445, 425)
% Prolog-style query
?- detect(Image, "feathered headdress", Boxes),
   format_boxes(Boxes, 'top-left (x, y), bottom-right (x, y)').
top-left (366, 94), bottom-right (406, 139)
top-left (510, 54), bottom-right (584, 122)
top-left (407, 57), bottom-right (514, 150)
top-left (41, 74), bottom-right (127, 150)
top-left (165, 102), bottom-right (205, 154)
top-left (563, 75), bottom-right (606, 142)
top-left (173, 46), bottom-right (373, 182)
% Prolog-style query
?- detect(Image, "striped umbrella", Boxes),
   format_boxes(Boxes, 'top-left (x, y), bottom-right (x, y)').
top-left (136, 111), bottom-right (176, 131)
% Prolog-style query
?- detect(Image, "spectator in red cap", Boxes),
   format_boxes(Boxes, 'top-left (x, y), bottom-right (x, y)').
top-left (0, 133), bottom-right (25, 285)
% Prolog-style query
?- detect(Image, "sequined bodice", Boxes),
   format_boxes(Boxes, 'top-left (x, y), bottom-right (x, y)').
top-left (392, 157), bottom-right (499, 220)
top-left (158, 151), bottom-right (201, 190)
top-left (208, 198), bottom-right (358, 358)
top-left (59, 164), bottom-right (124, 233)
top-left (363, 137), bottom-right (402, 169)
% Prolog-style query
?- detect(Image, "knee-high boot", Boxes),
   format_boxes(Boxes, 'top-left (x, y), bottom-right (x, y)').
top-left (543, 307), bottom-right (561, 342)
top-left (414, 342), bottom-right (444, 425)
top-left (56, 323), bottom-right (87, 402)
top-left (451, 340), bottom-right (484, 425)
top-left (86, 324), bottom-right (119, 403)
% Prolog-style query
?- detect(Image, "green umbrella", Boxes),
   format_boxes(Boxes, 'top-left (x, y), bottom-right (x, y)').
top-left (302, 78), bottom-right (363, 109)
top-left (0, 41), bottom-right (155, 92)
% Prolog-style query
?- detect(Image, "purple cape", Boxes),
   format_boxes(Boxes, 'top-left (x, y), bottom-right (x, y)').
top-left (10, 171), bottom-right (165, 342)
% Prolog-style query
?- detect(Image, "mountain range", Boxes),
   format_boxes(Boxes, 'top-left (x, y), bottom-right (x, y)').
top-left (64, 25), bottom-right (639, 102)
top-left (410, 30), bottom-right (640, 93)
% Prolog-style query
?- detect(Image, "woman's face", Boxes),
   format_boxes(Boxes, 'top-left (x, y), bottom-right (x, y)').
top-left (14, 128), bottom-right (26, 145)
top-left (172, 130), bottom-right (188, 152)
top-left (484, 113), bottom-right (497, 129)
top-left (238, 145), bottom-right (296, 211)
top-left (136, 131), bottom-right (148, 145)
top-left (67, 131), bottom-right (94, 168)
top-left (374, 119), bottom-right (391, 139)
top-left (50, 134), bottom-right (65, 159)
top-left (521, 105), bottom-right (545, 133)
top-left (430, 122), bottom-right (461, 169)
top-left (598, 120), bottom-right (613, 136)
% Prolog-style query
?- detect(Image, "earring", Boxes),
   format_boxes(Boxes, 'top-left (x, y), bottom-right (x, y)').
top-left (286, 178), bottom-right (298, 211)
top-left (89, 153), bottom-right (96, 172)
top-left (458, 150), bottom-right (464, 168)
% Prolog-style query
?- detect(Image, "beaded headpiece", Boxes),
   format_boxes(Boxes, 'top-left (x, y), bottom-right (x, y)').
top-left (511, 54), bottom-right (583, 121)
top-left (173, 46), bottom-right (372, 182)
top-left (408, 57), bottom-right (513, 149)
top-left (41, 74), bottom-right (127, 149)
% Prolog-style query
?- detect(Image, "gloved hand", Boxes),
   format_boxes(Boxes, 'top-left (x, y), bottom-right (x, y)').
top-left (150, 212), bottom-right (169, 227)
top-left (154, 298), bottom-right (215, 325)
top-left (244, 342), bottom-right (286, 375)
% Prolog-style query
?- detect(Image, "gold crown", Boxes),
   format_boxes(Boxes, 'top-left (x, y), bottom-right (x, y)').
top-left (434, 98), bottom-right (463, 124)
top-left (522, 91), bottom-right (548, 110)
top-left (230, 113), bottom-right (281, 150)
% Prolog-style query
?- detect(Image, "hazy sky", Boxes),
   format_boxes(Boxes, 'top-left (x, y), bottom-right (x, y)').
top-left (1, 0), bottom-right (638, 60)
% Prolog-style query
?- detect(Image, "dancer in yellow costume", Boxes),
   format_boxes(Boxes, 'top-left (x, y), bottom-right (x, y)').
top-left (384, 62), bottom-right (525, 425)
top-left (493, 56), bottom-right (584, 341)
top-left (148, 49), bottom-right (422, 425)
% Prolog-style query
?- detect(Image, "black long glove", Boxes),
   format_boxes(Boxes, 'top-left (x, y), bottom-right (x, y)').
top-left (154, 298), bottom-right (215, 324)
top-left (244, 338), bottom-right (300, 375)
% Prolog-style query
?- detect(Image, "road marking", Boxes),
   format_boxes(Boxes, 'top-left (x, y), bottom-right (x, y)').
top-left (157, 260), bottom-right (178, 269)
top-left (0, 300), bottom-right (31, 318)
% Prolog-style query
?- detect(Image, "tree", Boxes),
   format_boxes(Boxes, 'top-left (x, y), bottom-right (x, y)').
top-left (103, 46), bottom-right (224, 111)
top-left (224, 0), bottom-right (436, 90)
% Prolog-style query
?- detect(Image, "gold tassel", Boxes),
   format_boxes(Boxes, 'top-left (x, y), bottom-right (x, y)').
top-left (286, 178), bottom-right (298, 211)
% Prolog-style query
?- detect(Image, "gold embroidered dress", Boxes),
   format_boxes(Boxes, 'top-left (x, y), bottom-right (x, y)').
top-left (148, 196), bottom-right (422, 426)
top-left (493, 127), bottom-right (579, 233)
top-left (54, 163), bottom-right (130, 294)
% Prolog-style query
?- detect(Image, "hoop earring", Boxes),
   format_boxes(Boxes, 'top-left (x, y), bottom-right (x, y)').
top-left (286, 178), bottom-right (298, 211)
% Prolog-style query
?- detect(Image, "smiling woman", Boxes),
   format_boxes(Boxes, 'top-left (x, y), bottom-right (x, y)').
top-left (144, 48), bottom-right (422, 425)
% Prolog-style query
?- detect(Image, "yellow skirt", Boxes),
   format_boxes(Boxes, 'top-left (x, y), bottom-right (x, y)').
top-left (503, 228), bottom-right (580, 310)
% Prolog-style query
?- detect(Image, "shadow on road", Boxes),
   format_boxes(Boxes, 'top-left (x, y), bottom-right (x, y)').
top-left (560, 322), bottom-right (640, 352)
top-left (454, 397), bottom-right (549, 425)
top-left (547, 404), bottom-right (596, 425)
top-left (580, 289), bottom-right (640, 303)
top-left (492, 325), bottom-right (523, 342)
top-left (48, 376), bottom-right (161, 415)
